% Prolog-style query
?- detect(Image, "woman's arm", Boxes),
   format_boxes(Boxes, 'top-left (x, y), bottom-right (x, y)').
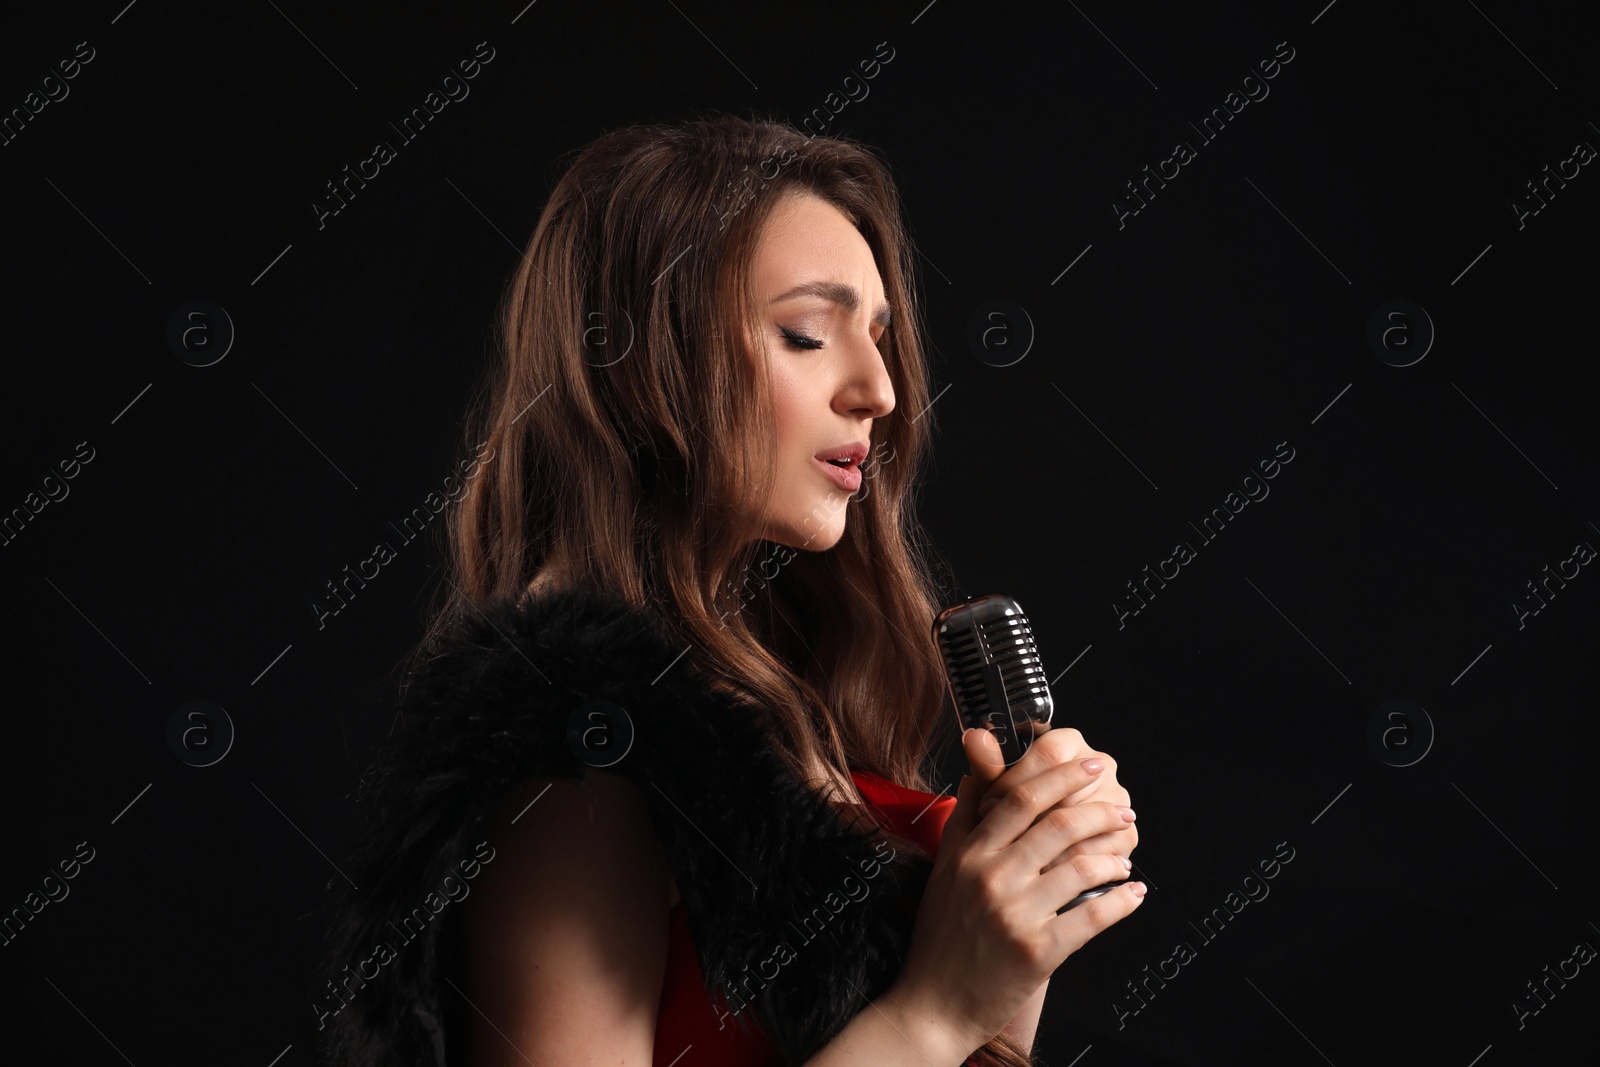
top-left (998, 978), bottom-right (1047, 1053)
top-left (463, 769), bottom-right (675, 1066)
top-left (803, 979), bottom-right (982, 1066)
top-left (798, 970), bottom-right (1045, 1066)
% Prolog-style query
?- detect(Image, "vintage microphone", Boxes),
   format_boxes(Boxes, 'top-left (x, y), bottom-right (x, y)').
top-left (932, 592), bottom-right (1129, 912)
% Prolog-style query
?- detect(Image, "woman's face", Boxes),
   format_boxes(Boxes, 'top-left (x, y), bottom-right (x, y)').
top-left (747, 191), bottom-right (896, 551)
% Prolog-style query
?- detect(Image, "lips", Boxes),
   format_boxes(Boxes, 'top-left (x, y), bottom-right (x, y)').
top-left (814, 441), bottom-right (869, 466)
top-left (813, 455), bottom-right (863, 493)
top-left (813, 440), bottom-right (869, 494)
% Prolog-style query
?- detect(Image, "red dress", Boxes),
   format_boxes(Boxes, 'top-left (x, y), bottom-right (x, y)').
top-left (652, 769), bottom-right (970, 1065)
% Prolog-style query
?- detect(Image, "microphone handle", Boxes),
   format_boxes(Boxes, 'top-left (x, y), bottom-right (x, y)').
top-left (1061, 878), bottom-right (1132, 912)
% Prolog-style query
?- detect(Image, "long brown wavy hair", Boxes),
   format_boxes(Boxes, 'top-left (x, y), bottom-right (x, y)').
top-left (423, 113), bottom-right (1034, 1066)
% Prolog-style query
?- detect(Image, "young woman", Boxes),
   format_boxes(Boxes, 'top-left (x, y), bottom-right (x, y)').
top-left (312, 114), bottom-right (1141, 1067)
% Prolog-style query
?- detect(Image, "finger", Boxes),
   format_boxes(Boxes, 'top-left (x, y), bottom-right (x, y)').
top-left (1040, 826), bottom-right (1139, 875)
top-left (975, 731), bottom-right (1094, 817)
top-left (1045, 879), bottom-right (1147, 956)
top-left (963, 728), bottom-right (1007, 789)
top-left (972, 759), bottom-right (1123, 851)
top-left (1010, 800), bottom-right (1136, 873)
top-left (969, 722), bottom-right (1071, 790)
top-left (1017, 724), bottom-right (1088, 776)
top-left (992, 723), bottom-right (1079, 786)
top-left (1030, 851), bottom-right (1133, 917)
top-left (978, 754), bottom-right (1105, 820)
top-left (936, 773), bottom-right (985, 856)
top-left (1058, 753), bottom-right (1119, 807)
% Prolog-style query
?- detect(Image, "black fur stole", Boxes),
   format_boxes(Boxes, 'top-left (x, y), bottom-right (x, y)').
top-left (312, 584), bottom-right (935, 1066)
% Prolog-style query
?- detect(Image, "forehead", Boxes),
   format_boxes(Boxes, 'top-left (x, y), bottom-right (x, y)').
top-left (753, 191), bottom-right (884, 298)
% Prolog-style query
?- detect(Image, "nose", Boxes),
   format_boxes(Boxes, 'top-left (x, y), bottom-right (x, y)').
top-left (836, 335), bottom-right (896, 420)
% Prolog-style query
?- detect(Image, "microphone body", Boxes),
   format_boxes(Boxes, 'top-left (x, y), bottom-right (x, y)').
top-left (932, 592), bottom-right (1129, 911)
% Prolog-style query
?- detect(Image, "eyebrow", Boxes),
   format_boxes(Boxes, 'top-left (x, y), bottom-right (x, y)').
top-left (770, 280), bottom-right (892, 328)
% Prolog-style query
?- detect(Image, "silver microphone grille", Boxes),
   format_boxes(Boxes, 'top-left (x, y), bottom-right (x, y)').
top-left (932, 593), bottom-right (1054, 766)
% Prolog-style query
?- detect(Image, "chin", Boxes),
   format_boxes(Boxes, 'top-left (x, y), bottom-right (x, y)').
top-left (803, 527), bottom-right (845, 551)
top-left (778, 517), bottom-right (845, 552)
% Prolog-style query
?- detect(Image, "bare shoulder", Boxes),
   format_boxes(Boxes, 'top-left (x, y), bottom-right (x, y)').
top-left (462, 769), bottom-right (675, 1065)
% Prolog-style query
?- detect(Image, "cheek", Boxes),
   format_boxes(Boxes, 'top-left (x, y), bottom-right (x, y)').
top-left (768, 368), bottom-right (811, 456)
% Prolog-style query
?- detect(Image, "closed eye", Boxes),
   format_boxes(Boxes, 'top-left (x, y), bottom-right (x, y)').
top-left (778, 326), bottom-right (823, 350)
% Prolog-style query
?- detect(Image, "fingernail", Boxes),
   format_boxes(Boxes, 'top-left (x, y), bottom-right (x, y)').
top-left (1081, 757), bottom-right (1104, 774)
top-left (1131, 881), bottom-right (1147, 898)
top-left (1120, 855), bottom-right (1132, 871)
top-left (1116, 805), bottom-right (1137, 822)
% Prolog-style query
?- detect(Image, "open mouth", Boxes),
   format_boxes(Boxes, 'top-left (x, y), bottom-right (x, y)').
top-left (813, 455), bottom-right (864, 492)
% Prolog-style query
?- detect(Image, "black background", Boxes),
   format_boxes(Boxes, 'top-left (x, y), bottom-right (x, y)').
top-left (3, 1), bottom-right (1597, 1064)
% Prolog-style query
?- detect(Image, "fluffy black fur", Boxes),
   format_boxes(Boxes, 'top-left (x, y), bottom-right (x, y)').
top-left (311, 584), bottom-right (935, 1066)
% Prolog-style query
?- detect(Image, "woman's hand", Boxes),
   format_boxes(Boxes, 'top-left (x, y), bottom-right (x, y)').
top-left (886, 754), bottom-right (1146, 1058)
top-left (965, 725), bottom-right (1138, 876)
